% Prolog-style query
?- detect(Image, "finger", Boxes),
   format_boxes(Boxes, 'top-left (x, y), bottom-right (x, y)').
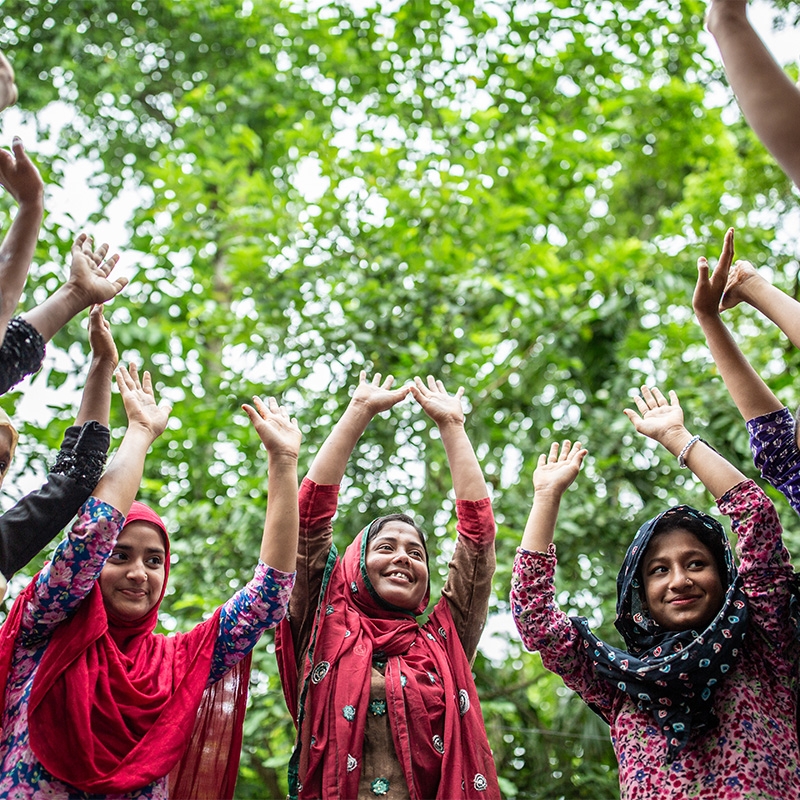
top-left (371, 372), bottom-right (382, 386)
top-left (623, 408), bottom-right (639, 423)
top-left (640, 386), bottom-right (657, 407)
top-left (242, 403), bottom-right (258, 424)
top-left (632, 394), bottom-right (648, 413)
top-left (650, 386), bottom-right (668, 406)
top-left (268, 396), bottom-right (281, 413)
top-left (381, 375), bottom-right (395, 390)
top-left (454, 386), bottom-right (465, 400)
top-left (696, 256), bottom-right (709, 278)
top-left (141, 369), bottom-right (153, 396)
top-left (426, 375), bottom-right (437, 391)
top-left (718, 227), bottom-right (735, 271)
top-left (94, 242), bottom-right (110, 264)
top-left (358, 370), bottom-right (367, 384)
top-left (10, 136), bottom-right (24, 159)
top-left (413, 375), bottom-right (428, 394)
top-left (547, 441), bottom-right (560, 462)
top-left (559, 440), bottom-right (572, 460)
top-left (668, 390), bottom-right (680, 407)
top-left (537, 452), bottom-right (547, 468)
top-left (435, 379), bottom-right (446, 393)
top-left (252, 396), bottom-right (267, 416)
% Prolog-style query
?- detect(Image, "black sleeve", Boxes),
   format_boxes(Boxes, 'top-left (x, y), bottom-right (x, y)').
top-left (0, 421), bottom-right (110, 579)
top-left (0, 317), bottom-right (46, 396)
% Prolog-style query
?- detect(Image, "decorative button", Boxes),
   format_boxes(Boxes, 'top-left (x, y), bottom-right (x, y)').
top-left (347, 754), bottom-right (358, 772)
top-left (458, 689), bottom-right (470, 716)
top-left (311, 661), bottom-right (330, 684)
top-left (433, 734), bottom-right (444, 755)
top-left (474, 773), bottom-right (487, 791)
top-left (343, 705), bottom-right (356, 721)
top-left (326, 604), bottom-right (335, 615)
top-left (371, 777), bottom-right (390, 796)
top-left (368, 698), bottom-right (387, 716)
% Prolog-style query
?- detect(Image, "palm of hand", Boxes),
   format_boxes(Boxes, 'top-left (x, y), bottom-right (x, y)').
top-left (634, 405), bottom-right (682, 437)
top-left (720, 261), bottom-right (757, 311)
top-left (352, 384), bottom-right (402, 413)
top-left (258, 416), bottom-right (301, 453)
top-left (533, 461), bottom-right (579, 494)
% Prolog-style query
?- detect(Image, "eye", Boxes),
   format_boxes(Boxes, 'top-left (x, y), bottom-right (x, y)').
top-left (0, 461), bottom-right (8, 474)
top-left (147, 556), bottom-right (163, 567)
top-left (410, 549), bottom-right (424, 560)
top-left (688, 559), bottom-right (707, 570)
top-left (647, 565), bottom-right (667, 576)
top-left (108, 551), bottom-right (128, 563)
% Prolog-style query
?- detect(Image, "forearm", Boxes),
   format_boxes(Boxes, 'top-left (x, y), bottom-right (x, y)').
top-left (695, 311), bottom-right (782, 420)
top-left (520, 492), bottom-right (562, 552)
top-left (21, 282), bottom-right (87, 343)
top-left (306, 400), bottom-right (373, 484)
top-left (438, 421), bottom-right (489, 500)
top-left (75, 357), bottom-right (116, 427)
top-left (0, 200), bottom-right (43, 324)
top-left (260, 453), bottom-right (299, 572)
top-left (707, 2), bottom-right (800, 187)
top-left (91, 425), bottom-right (154, 514)
top-left (657, 426), bottom-right (748, 499)
top-left (738, 274), bottom-right (800, 351)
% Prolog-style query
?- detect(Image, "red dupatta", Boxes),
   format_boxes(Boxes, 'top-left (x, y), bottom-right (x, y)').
top-left (276, 522), bottom-right (500, 800)
top-left (0, 502), bottom-right (248, 797)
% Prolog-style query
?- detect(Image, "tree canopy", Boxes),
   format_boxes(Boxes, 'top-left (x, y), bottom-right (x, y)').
top-left (1, 0), bottom-right (799, 796)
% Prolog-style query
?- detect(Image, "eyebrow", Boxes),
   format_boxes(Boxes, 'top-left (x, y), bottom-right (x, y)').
top-left (114, 543), bottom-right (166, 556)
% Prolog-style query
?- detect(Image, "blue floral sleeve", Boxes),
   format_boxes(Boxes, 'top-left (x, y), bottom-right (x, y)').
top-left (208, 561), bottom-right (295, 684)
top-left (21, 497), bottom-right (124, 646)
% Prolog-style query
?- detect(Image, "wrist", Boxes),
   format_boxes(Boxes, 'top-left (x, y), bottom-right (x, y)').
top-left (51, 282), bottom-right (90, 319)
top-left (706, 0), bottom-right (749, 35)
top-left (658, 427), bottom-right (694, 458)
top-left (267, 451), bottom-right (300, 469)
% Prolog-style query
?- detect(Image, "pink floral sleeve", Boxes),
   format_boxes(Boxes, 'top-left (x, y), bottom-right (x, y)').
top-left (718, 478), bottom-right (794, 644)
top-left (511, 545), bottom-right (616, 716)
top-left (21, 497), bottom-right (124, 646)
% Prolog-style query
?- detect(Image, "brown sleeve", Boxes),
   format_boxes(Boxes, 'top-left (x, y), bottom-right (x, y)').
top-left (440, 497), bottom-right (496, 663)
top-left (288, 478), bottom-right (339, 668)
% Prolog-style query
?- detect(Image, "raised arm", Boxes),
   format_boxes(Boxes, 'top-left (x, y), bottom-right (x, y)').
top-left (718, 254), bottom-right (800, 353)
top-left (92, 364), bottom-right (170, 515)
top-left (706, 0), bottom-right (800, 188)
top-left (0, 138), bottom-right (43, 345)
top-left (693, 227), bottom-right (783, 421)
top-left (21, 234), bottom-right (127, 344)
top-left (409, 375), bottom-right (488, 501)
top-left (520, 440), bottom-right (587, 552)
top-left (306, 371), bottom-right (409, 485)
top-left (243, 396), bottom-right (301, 573)
top-left (74, 305), bottom-right (117, 428)
top-left (624, 385), bottom-right (747, 499)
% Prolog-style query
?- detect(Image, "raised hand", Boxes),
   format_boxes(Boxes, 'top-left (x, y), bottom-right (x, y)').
top-left (0, 138), bottom-right (43, 207)
top-left (0, 53), bottom-right (17, 112)
top-left (243, 396), bottom-right (301, 460)
top-left (693, 227), bottom-right (734, 319)
top-left (623, 386), bottom-right (687, 449)
top-left (350, 371), bottom-right (410, 417)
top-left (88, 305), bottom-right (118, 367)
top-left (719, 259), bottom-right (761, 311)
top-left (533, 440), bottom-right (588, 498)
top-left (66, 234), bottom-right (128, 308)
top-left (409, 375), bottom-right (465, 427)
top-left (115, 363), bottom-right (171, 442)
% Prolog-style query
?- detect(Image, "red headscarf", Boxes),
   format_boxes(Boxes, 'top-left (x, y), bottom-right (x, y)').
top-left (276, 521), bottom-right (500, 800)
top-left (2, 501), bottom-right (249, 797)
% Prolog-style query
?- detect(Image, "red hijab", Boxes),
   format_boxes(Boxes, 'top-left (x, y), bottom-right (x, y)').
top-left (276, 520), bottom-right (500, 800)
top-left (3, 502), bottom-right (248, 797)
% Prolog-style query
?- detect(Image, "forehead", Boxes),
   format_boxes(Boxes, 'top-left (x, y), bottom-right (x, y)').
top-left (644, 527), bottom-right (714, 562)
top-left (117, 520), bottom-right (166, 552)
top-left (369, 520), bottom-right (425, 548)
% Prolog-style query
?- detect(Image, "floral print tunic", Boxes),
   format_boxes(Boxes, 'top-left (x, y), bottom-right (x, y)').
top-left (511, 480), bottom-right (800, 799)
top-left (0, 497), bottom-right (295, 799)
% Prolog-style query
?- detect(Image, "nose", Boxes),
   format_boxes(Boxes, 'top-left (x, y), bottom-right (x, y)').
top-left (392, 550), bottom-right (410, 565)
top-left (668, 568), bottom-right (691, 591)
top-left (126, 559), bottom-right (148, 583)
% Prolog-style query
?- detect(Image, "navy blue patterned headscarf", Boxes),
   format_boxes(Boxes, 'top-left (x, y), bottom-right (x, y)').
top-left (573, 505), bottom-right (748, 762)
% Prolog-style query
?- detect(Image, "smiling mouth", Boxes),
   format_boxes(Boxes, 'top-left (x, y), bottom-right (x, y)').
top-left (385, 572), bottom-right (412, 583)
top-left (669, 596), bottom-right (701, 605)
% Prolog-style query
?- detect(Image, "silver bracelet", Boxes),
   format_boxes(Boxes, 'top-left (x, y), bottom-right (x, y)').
top-left (678, 434), bottom-right (701, 468)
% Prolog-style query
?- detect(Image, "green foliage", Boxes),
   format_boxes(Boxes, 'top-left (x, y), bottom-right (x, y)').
top-left (1, 0), bottom-right (799, 796)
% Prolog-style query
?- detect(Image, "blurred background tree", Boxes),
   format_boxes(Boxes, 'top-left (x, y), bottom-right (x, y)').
top-left (1, 0), bottom-right (798, 796)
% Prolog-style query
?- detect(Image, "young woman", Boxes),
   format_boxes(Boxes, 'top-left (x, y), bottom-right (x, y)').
top-left (511, 386), bottom-right (800, 797)
top-left (276, 372), bottom-right (500, 800)
top-left (0, 368), bottom-right (300, 799)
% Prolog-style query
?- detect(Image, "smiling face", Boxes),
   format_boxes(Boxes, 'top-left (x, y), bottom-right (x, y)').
top-left (641, 527), bottom-right (725, 632)
top-left (364, 520), bottom-right (429, 612)
top-left (99, 521), bottom-right (166, 622)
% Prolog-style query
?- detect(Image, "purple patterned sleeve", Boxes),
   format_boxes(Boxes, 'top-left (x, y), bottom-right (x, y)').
top-left (21, 497), bottom-right (124, 644)
top-left (208, 561), bottom-right (296, 684)
top-left (511, 546), bottom-right (615, 714)
top-left (718, 479), bottom-right (794, 642)
top-left (747, 407), bottom-right (800, 517)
